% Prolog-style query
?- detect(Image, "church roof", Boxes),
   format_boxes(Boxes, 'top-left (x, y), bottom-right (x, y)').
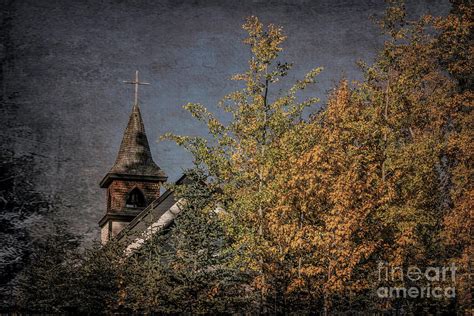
top-left (100, 104), bottom-right (167, 187)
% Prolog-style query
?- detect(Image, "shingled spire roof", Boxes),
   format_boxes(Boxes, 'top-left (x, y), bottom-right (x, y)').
top-left (100, 104), bottom-right (167, 187)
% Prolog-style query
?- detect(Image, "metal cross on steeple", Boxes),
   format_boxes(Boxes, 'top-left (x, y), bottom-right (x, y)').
top-left (123, 70), bottom-right (150, 106)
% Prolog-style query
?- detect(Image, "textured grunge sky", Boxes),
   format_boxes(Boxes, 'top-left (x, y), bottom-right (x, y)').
top-left (1, 0), bottom-right (449, 242)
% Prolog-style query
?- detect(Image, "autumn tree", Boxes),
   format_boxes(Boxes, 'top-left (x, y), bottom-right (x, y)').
top-left (166, 16), bottom-right (322, 312)
top-left (275, 80), bottom-right (389, 313)
top-left (278, 0), bottom-right (472, 313)
top-left (434, 0), bottom-right (473, 310)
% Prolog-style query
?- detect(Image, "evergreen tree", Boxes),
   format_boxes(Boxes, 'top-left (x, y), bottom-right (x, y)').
top-left (16, 238), bottom-right (122, 313)
top-left (123, 168), bottom-right (252, 313)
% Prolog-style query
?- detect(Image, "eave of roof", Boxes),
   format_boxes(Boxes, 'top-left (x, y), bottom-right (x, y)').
top-left (114, 174), bottom-right (188, 241)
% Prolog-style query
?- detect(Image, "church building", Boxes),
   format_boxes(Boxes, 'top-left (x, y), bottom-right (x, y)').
top-left (98, 72), bottom-right (186, 249)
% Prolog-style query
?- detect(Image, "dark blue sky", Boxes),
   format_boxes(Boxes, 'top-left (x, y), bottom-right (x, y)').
top-left (2, 0), bottom-right (450, 241)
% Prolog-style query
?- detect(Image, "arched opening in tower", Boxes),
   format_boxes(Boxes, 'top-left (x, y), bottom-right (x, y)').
top-left (125, 187), bottom-right (146, 208)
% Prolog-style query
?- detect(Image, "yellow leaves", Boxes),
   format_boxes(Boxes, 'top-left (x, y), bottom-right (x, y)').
top-left (242, 16), bottom-right (287, 65)
top-left (242, 16), bottom-right (263, 38)
top-left (165, 9), bottom-right (472, 311)
top-left (289, 67), bottom-right (323, 95)
top-left (230, 73), bottom-right (248, 82)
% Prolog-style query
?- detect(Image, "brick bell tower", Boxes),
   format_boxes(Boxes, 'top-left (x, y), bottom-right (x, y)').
top-left (99, 71), bottom-right (167, 244)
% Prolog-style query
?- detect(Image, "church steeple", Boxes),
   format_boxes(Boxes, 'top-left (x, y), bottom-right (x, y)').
top-left (99, 103), bottom-right (167, 188)
top-left (99, 71), bottom-right (167, 244)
